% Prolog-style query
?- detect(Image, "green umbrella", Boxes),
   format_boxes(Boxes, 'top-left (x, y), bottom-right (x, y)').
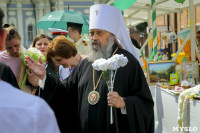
top-left (81, 14), bottom-right (89, 34)
top-left (37, 10), bottom-right (89, 34)
top-left (112, 0), bottom-right (137, 11)
top-left (174, 0), bottom-right (186, 4)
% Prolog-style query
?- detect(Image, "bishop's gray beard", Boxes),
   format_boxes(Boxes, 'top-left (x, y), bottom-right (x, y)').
top-left (88, 36), bottom-right (114, 62)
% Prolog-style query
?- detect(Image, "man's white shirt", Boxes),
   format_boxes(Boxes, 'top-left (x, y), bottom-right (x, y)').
top-left (0, 80), bottom-right (60, 133)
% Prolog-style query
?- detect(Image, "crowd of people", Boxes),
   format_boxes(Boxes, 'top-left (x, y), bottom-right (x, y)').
top-left (0, 8), bottom-right (60, 133)
top-left (0, 4), bottom-right (155, 133)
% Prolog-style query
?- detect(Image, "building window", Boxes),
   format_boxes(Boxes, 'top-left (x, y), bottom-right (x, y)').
top-left (28, 25), bottom-right (33, 41)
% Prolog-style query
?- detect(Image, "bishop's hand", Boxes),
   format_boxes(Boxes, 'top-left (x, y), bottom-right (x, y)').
top-left (25, 56), bottom-right (46, 80)
top-left (107, 91), bottom-right (125, 109)
top-left (26, 69), bottom-right (39, 87)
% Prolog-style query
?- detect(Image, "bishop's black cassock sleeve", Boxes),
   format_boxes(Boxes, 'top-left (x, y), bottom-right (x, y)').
top-left (125, 63), bottom-right (154, 133)
top-left (124, 54), bottom-right (154, 133)
top-left (40, 69), bottom-right (79, 133)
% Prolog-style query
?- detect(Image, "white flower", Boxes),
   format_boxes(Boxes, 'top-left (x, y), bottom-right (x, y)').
top-left (19, 47), bottom-right (45, 65)
top-left (92, 54), bottom-right (128, 71)
top-left (27, 47), bottom-right (43, 56)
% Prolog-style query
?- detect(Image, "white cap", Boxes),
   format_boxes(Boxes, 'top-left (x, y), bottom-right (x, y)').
top-left (48, 28), bottom-right (68, 35)
top-left (89, 4), bottom-right (140, 62)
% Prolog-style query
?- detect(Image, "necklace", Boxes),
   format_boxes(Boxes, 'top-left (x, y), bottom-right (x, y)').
top-left (87, 69), bottom-right (102, 105)
top-left (88, 47), bottom-right (119, 105)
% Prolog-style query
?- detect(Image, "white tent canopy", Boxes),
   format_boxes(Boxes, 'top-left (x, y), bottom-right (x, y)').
top-left (121, 0), bottom-right (200, 26)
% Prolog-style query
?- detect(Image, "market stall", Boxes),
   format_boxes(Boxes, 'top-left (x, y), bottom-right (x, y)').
top-left (123, 0), bottom-right (200, 132)
top-left (189, 100), bottom-right (200, 131)
top-left (152, 85), bottom-right (200, 133)
top-left (94, 1), bottom-right (200, 133)
top-left (155, 86), bottom-right (179, 133)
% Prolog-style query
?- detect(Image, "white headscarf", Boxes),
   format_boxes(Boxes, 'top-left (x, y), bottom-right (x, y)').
top-left (89, 4), bottom-right (140, 62)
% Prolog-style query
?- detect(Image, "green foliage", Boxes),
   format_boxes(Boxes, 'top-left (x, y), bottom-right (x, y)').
top-left (102, 70), bottom-right (109, 82)
top-left (151, 70), bottom-right (157, 75)
top-left (167, 65), bottom-right (175, 74)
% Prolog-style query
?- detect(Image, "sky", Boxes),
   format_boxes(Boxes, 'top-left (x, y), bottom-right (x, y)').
top-left (149, 62), bottom-right (175, 72)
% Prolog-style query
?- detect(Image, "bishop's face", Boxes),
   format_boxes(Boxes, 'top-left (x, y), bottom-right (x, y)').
top-left (88, 29), bottom-right (114, 62)
top-left (89, 29), bottom-right (111, 50)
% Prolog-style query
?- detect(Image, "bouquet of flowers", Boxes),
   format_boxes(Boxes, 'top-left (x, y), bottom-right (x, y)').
top-left (19, 47), bottom-right (45, 88)
top-left (92, 54), bottom-right (128, 86)
top-left (20, 47), bottom-right (45, 65)
top-left (92, 54), bottom-right (128, 124)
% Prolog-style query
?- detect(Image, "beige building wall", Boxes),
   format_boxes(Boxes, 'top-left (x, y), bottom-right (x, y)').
top-left (156, 7), bottom-right (200, 31)
top-left (157, 16), bottom-right (165, 26)
top-left (155, 6), bottom-right (200, 55)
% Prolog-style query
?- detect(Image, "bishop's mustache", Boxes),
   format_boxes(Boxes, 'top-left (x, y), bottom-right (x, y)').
top-left (91, 40), bottom-right (101, 46)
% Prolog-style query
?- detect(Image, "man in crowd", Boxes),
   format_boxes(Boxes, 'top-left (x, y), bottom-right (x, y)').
top-left (67, 22), bottom-right (90, 56)
top-left (0, 8), bottom-right (60, 133)
top-left (25, 4), bottom-right (154, 133)
top-left (131, 37), bottom-right (144, 68)
top-left (196, 30), bottom-right (200, 51)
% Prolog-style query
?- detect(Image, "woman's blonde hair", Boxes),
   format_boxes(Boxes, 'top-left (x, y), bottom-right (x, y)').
top-left (3, 24), bottom-right (21, 41)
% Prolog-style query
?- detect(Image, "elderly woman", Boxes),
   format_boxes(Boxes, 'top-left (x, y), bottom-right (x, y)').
top-left (47, 35), bottom-right (87, 78)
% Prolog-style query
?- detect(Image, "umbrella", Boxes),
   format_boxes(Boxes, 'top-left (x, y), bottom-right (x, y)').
top-left (81, 14), bottom-right (89, 34)
top-left (37, 10), bottom-right (89, 34)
